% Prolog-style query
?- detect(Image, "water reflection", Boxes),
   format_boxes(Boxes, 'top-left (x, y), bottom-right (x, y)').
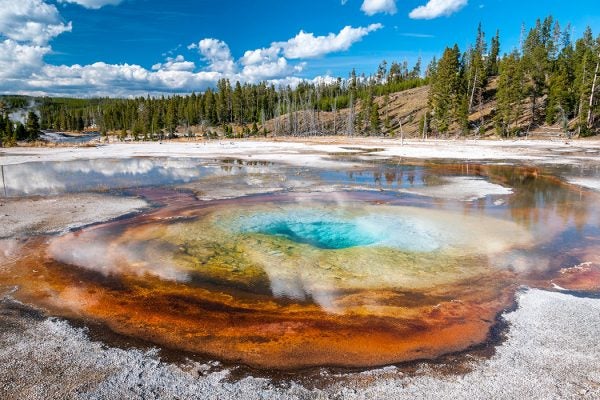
top-left (0, 157), bottom-right (495, 199)
top-left (0, 158), bottom-right (213, 196)
top-left (319, 165), bottom-right (429, 190)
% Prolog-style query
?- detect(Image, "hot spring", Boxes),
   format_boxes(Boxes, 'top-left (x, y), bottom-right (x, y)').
top-left (1, 157), bottom-right (599, 369)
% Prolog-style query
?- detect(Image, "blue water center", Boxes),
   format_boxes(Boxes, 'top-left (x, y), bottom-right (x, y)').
top-left (232, 209), bottom-right (442, 251)
top-left (258, 219), bottom-right (379, 249)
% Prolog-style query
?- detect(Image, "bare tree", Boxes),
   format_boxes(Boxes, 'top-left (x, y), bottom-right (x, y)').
top-left (587, 54), bottom-right (600, 130)
top-left (399, 117), bottom-right (404, 146)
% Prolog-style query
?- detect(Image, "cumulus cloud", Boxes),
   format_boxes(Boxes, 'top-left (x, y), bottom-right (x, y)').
top-left (238, 24), bottom-right (383, 70)
top-left (225, 24), bottom-right (382, 84)
top-left (409, 0), bottom-right (468, 20)
top-left (278, 24), bottom-right (383, 59)
top-left (57, 0), bottom-right (123, 9)
top-left (0, 39), bottom-right (50, 79)
top-left (0, 0), bottom-right (71, 45)
top-left (151, 55), bottom-right (196, 72)
top-left (185, 24), bottom-right (381, 85)
top-left (31, 62), bottom-right (220, 96)
top-left (191, 38), bottom-right (236, 74)
top-left (240, 46), bottom-right (280, 67)
top-left (241, 57), bottom-right (289, 82)
top-left (360, 0), bottom-right (397, 16)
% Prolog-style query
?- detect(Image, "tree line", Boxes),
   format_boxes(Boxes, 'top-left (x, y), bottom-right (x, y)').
top-left (427, 16), bottom-right (599, 137)
top-left (0, 58), bottom-right (426, 141)
top-left (29, 60), bottom-right (425, 140)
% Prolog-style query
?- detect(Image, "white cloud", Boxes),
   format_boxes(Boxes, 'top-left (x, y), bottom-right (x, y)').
top-left (185, 24), bottom-right (382, 85)
top-left (189, 38), bottom-right (236, 74)
top-left (399, 32), bottom-right (435, 38)
top-left (57, 0), bottom-right (123, 9)
top-left (231, 24), bottom-right (382, 83)
top-left (240, 46), bottom-right (280, 66)
top-left (267, 74), bottom-right (337, 90)
top-left (0, 39), bottom-right (50, 78)
top-left (277, 24), bottom-right (383, 59)
top-left (239, 23), bottom-right (382, 72)
top-left (409, 0), bottom-right (468, 20)
top-left (151, 55), bottom-right (196, 72)
top-left (0, 0), bottom-right (71, 45)
top-left (26, 62), bottom-right (221, 96)
top-left (241, 57), bottom-right (291, 82)
top-left (360, 0), bottom-right (397, 16)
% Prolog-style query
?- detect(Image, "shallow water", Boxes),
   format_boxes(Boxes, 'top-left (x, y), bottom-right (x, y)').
top-left (39, 131), bottom-right (101, 144)
top-left (1, 155), bottom-right (599, 370)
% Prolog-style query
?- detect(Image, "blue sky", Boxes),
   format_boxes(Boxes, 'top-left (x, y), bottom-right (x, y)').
top-left (0, 0), bottom-right (598, 96)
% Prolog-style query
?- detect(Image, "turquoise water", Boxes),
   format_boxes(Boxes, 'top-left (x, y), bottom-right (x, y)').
top-left (230, 209), bottom-right (442, 252)
top-left (255, 219), bottom-right (378, 249)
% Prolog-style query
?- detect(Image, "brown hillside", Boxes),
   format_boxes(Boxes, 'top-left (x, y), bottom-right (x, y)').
top-left (172, 80), bottom-right (594, 139)
top-left (262, 86), bottom-right (430, 138)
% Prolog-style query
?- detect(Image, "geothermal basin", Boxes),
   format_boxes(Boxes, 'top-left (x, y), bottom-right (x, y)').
top-left (1, 140), bottom-right (600, 397)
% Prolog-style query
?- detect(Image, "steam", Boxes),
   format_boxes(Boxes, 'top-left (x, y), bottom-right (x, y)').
top-left (494, 250), bottom-right (551, 274)
top-left (48, 231), bottom-right (189, 282)
top-left (8, 99), bottom-right (40, 124)
top-left (0, 239), bottom-right (22, 264)
top-left (257, 256), bottom-right (342, 313)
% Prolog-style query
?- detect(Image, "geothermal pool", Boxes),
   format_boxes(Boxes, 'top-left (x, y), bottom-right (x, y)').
top-left (1, 154), bottom-right (599, 370)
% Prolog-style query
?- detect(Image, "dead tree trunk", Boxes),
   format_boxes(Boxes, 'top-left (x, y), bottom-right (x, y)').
top-left (399, 117), bottom-right (404, 146)
top-left (333, 96), bottom-right (337, 135)
top-left (1, 165), bottom-right (6, 197)
top-left (577, 58), bottom-right (587, 136)
top-left (587, 55), bottom-right (600, 129)
top-left (469, 70), bottom-right (478, 112)
top-left (347, 93), bottom-right (354, 136)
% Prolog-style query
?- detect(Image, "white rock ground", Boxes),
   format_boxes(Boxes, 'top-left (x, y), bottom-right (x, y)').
top-left (399, 176), bottom-right (513, 201)
top-left (1, 138), bottom-right (600, 167)
top-left (0, 194), bottom-right (148, 238)
top-left (0, 289), bottom-right (598, 399)
top-left (567, 177), bottom-right (600, 193)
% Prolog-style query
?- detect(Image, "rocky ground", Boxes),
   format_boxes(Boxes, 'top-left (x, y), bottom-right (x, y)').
top-left (0, 194), bottom-right (148, 238)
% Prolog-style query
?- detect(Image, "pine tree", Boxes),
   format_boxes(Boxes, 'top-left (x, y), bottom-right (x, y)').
top-left (522, 17), bottom-right (554, 125)
top-left (388, 62), bottom-right (401, 84)
top-left (546, 42), bottom-right (575, 125)
top-left (369, 99), bottom-right (380, 134)
top-left (429, 45), bottom-right (465, 133)
top-left (573, 27), bottom-right (597, 134)
top-left (467, 23), bottom-right (488, 112)
top-left (15, 122), bottom-right (27, 141)
top-left (410, 57), bottom-right (422, 79)
top-left (25, 111), bottom-right (40, 141)
top-left (383, 93), bottom-right (391, 132)
top-left (5, 118), bottom-right (15, 145)
top-left (487, 30), bottom-right (501, 76)
top-left (165, 100), bottom-right (176, 134)
top-left (496, 50), bottom-right (525, 136)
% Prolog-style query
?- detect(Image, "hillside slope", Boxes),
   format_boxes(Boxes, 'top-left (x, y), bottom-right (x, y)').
top-left (260, 80), bottom-right (595, 139)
